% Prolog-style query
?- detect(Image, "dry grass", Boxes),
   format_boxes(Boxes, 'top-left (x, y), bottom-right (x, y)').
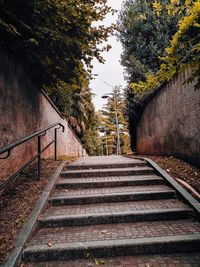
top-left (143, 155), bottom-right (200, 194)
top-left (0, 156), bottom-right (76, 263)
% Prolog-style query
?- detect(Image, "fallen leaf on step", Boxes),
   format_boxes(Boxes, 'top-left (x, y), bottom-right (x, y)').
top-left (94, 258), bottom-right (105, 265)
top-left (85, 252), bottom-right (94, 260)
top-left (101, 230), bottom-right (108, 234)
top-left (65, 189), bottom-right (69, 192)
top-left (166, 169), bottom-right (170, 172)
top-left (47, 241), bottom-right (53, 247)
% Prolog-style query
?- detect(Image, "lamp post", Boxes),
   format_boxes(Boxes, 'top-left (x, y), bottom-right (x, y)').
top-left (102, 87), bottom-right (121, 155)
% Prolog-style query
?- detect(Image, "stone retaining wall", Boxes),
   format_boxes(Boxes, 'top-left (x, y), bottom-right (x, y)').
top-left (0, 52), bottom-right (86, 181)
top-left (137, 69), bottom-right (200, 166)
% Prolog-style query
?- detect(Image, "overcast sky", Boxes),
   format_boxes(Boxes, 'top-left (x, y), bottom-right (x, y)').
top-left (90, 0), bottom-right (125, 111)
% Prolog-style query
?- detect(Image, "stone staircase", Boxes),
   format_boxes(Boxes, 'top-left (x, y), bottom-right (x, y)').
top-left (22, 156), bottom-right (200, 266)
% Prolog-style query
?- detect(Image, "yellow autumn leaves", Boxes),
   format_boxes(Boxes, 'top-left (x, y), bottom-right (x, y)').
top-left (130, 0), bottom-right (200, 95)
top-left (152, 1), bottom-right (163, 16)
top-left (152, 0), bottom-right (191, 16)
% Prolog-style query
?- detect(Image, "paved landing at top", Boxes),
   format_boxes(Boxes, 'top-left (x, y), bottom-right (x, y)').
top-left (69, 155), bottom-right (144, 166)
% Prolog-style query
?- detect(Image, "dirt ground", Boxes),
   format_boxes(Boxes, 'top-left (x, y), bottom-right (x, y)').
top-left (0, 157), bottom-right (76, 263)
top-left (143, 155), bottom-right (200, 194)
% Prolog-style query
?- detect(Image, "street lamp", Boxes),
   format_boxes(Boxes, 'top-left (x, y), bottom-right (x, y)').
top-left (101, 87), bottom-right (121, 155)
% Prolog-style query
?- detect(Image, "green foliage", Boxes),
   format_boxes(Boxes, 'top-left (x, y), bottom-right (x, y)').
top-left (83, 112), bottom-right (101, 156)
top-left (0, 0), bottom-right (114, 149)
top-left (44, 80), bottom-right (74, 117)
top-left (118, 0), bottom-right (200, 151)
top-left (99, 87), bottom-right (131, 155)
top-left (68, 78), bottom-right (101, 155)
top-left (0, 0), bottom-right (114, 86)
top-left (118, 0), bottom-right (179, 82)
top-left (130, 0), bottom-right (200, 93)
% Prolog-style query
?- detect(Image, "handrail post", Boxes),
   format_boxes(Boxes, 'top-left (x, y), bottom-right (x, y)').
top-left (0, 122), bottom-right (65, 191)
top-left (37, 136), bottom-right (41, 180)
top-left (54, 128), bottom-right (57, 161)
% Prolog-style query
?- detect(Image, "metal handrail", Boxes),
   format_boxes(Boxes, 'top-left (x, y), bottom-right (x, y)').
top-left (0, 123), bottom-right (64, 156)
top-left (0, 122), bottom-right (65, 191)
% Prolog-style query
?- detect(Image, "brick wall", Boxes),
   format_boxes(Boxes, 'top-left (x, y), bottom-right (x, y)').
top-left (137, 69), bottom-right (200, 166)
top-left (0, 52), bottom-right (86, 181)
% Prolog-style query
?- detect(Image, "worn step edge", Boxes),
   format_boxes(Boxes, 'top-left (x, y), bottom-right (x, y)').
top-left (60, 167), bottom-right (155, 178)
top-left (65, 162), bottom-right (147, 170)
top-left (23, 234), bottom-right (200, 262)
top-left (48, 190), bottom-right (176, 205)
top-left (39, 208), bottom-right (193, 227)
top-left (56, 177), bottom-right (164, 189)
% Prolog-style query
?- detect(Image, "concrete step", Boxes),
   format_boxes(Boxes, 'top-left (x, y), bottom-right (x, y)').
top-left (65, 160), bottom-right (147, 170)
top-left (60, 167), bottom-right (155, 178)
top-left (42, 199), bottom-right (190, 217)
top-left (56, 175), bottom-right (164, 189)
top-left (23, 219), bottom-right (200, 262)
top-left (49, 186), bottom-right (176, 205)
top-left (53, 185), bottom-right (172, 197)
top-left (23, 252), bottom-right (200, 267)
top-left (23, 236), bottom-right (200, 262)
top-left (39, 207), bottom-right (193, 227)
top-left (67, 156), bottom-right (144, 167)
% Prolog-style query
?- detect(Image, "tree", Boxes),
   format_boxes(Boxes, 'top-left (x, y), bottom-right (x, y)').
top-left (118, 0), bottom-right (180, 82)
top-left (118, 0), bottom-right (200, 151)
top-left (0, 0), bottom-right (114, 87)
top-left (66, 77), bottom-right (101, 155)
top-left (83, 112), bottom-right (101, 156)
top-left (99, 87), bottom-right (131, 155)
top-left (0, 0), bottom-right (115, 145)
top-left (129, 0), bottom-right (200, 93)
